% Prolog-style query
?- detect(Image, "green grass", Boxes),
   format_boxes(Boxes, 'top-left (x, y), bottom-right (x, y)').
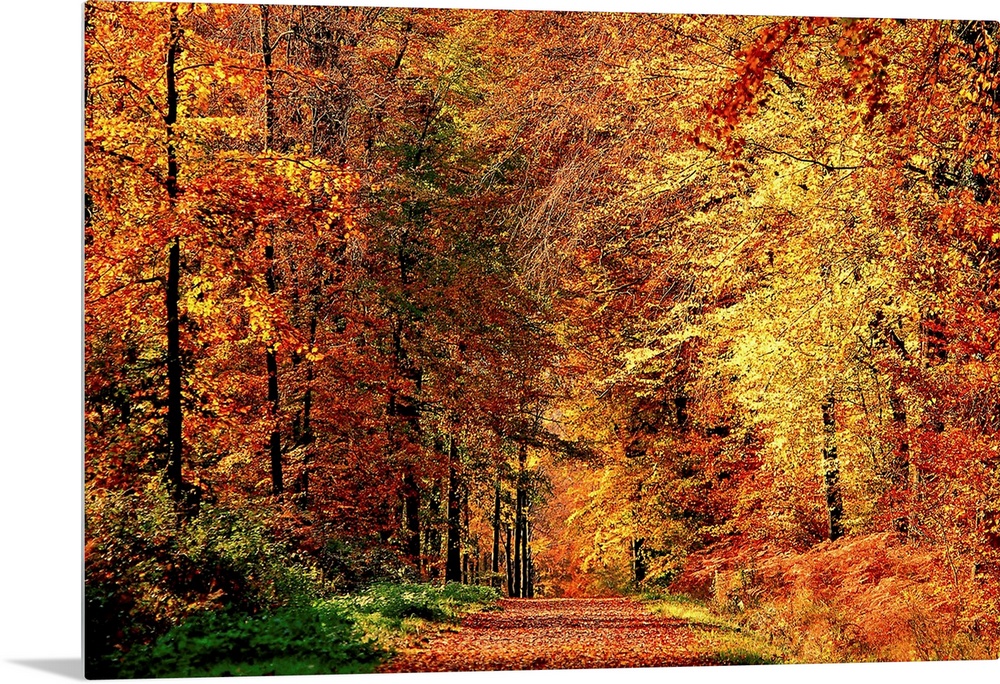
top-left (342, 582), bottom-right (499, 622)
top-left (335, 582), bottom-right (501, 652)
top-left (119, 602), bottom-right (383, 678)
top-left (119, 582), bottom-right (500, 678)
top-left (643, 593), bottom-right (787, 666)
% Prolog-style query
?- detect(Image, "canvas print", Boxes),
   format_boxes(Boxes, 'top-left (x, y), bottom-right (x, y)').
top-left (84, 1), bottom-right (1000, 678)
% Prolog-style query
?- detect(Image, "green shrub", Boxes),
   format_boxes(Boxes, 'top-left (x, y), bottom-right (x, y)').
top-left (343, 582), bottom-right (500, 623)
top-left (121, 603), bottom-right (384, 678)
top-left (440, 582), bottom-right (501, 604)
top-left (85, 480), bottom-right (327, 677)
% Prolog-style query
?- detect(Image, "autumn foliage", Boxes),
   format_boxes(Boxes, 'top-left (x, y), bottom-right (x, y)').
top-left (85, 2), bottom-right (1000, 673)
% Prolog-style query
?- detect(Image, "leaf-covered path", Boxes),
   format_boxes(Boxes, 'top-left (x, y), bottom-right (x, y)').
top-left (380, 598), bottom-right (709, 672)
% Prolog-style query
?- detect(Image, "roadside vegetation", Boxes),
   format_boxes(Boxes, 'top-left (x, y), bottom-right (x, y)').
top-left (643, 532), bottom-right (1000, 665)
top-left (114, 582), bottom-right (499, 678)
top-left (642, 593), bottom-right (786, 666)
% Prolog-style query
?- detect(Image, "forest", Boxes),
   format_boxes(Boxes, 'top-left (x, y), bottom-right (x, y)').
top-left (85, 1), bottom-right (1000, 677)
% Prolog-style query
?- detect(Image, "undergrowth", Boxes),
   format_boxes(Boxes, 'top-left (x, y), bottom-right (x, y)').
top-left (85, 482), bottom-right (328, 678)
top-left (334, 582), bottom-right (502, 652)
top-left (119, 603), bottom-right (382, 678)
top-left (87, 479), bottom-right (502, 678)
top-left (117, 582), bottom-right (500, 678)
top-left (667, 533), bottom-right (1000, 664)
top-left (643, 593), bottom-right (786, 665)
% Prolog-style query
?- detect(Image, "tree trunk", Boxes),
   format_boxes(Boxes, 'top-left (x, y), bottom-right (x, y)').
top-left (388, 318), bottom-right (422, 567)
top-left (513, 486), bottom-right (523, 597)
top-left (166, 236), bottom-right (182, 500)
top-left (822, 391), bottom-right (844, 541)
top-left (261, 6), bottom-right (283, 496)
top-left (260, 5), bottom-right (276, 152)
top-left (505, 524), bottom-right (513, 596)
top-left (265, 244), bottom-right (282, 495)
top-left (513, 442), bottom-right (529, 597)
top-left (524, 519), bottom-right (533, 598)
top-left (426, 478), bottom-right (442, 581)
top-left (164, 4), bottom-right (184, 506)
top-left (492, 480), bottom-right (501, 576)
top-left (296, 350), bottom-right (314, 505)
top-left (446, 436), bottom-right (462, 582)
top-left (402, 472), bottom-right (421, 569)
top-left (871, 309), bottom-right (912, 534)
top-left (633, 537), bottom-right (646, 585)
top-left (462, 483), bottom-right (470, 583)
top-left (889, 387), bottom-right (911, 535)
top-left (293, 286), bottom-right (319, 507)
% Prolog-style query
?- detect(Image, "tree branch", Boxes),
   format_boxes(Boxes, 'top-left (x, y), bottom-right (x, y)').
top-left (748, 141), bottom-right (861, 172)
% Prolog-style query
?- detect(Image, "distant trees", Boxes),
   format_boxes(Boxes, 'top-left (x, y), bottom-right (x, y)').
top-left (530, 15), bottom-right (1000, 592)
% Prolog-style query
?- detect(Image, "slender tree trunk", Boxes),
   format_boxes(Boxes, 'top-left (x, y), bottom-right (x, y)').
top-left (265, 243), bottom-right (282, 495)
top-left (492, 480), bottom-right (501, 580)
top-left (261, 6), bottom-right (283, 495)
top-left (297, 351), bottom-right (314, 504)
top-left (166, 237), bottom-right (182, 498)
top-left (260, 5), bottom-right (276, 152)
top-left (513, 488), bottom-right (523, 597)
top-left (293, 283), bottom-right (320, 507)
top-left (403, 472), bottom-right (421, 568)
top-left (822, 391), bottom-right (844, 541)
top-left (462, 484), bottom-right (470, 583)
top-left (524, 518), bottom-right (533, 598)
top-left (633, 538), bottom-right (646, 585)
top-left (164, 4), bottom-right (184, 505)
top-left (872, 310), bottom-right (912, 535)
top-left (388, 319), bottom-right (422, 567)
top-left (505, 524), bottom-right (513, 596)
top-left (889, 387), bottom-right (911, 534)
top-left (426, 478), bottom-right (442, 581)
top-left (513, 443), bottom-right (529, 597)
top-left (446, 436), bottom-right (462, 582)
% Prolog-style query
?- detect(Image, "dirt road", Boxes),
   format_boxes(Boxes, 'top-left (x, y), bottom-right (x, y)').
top-left (380, 597), bottom-right (709, 672)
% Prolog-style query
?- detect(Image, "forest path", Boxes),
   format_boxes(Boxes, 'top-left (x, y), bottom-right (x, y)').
top-left (379, 597), bottom-right (709, 672)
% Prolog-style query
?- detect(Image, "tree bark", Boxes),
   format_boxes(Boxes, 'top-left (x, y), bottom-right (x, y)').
top-left (505, 524), bottom-right (513, 596)
top-left (426, 477), bottom-right (442, 580)
top-left (388, 313), bottom-right (423, 565)
top-left (296, 347), bottom-right (314, 505)
top-left (260, 5), bottom-right (277, 152)
top-left (889, 387), bottom-right (911, 535)
top-left (265, 244), bottom-right (282, 495)
top-left (292, 279), bottom-right (320, 507)
top-left (164, 4), bottom-right (184, 505)
top-left (633, 537), bottom-right (646, 585)
top-left (524, 518), bottom-right (533, 598)
top-left (513, 442), bottom-right (530, 597)
top-left (446, 436), bottom-right (462, 582)
top-left (403, 471), bottom-right (421, 567)
top-left (513, 484), bottom-right (523, 597)
top-left (492, 479), bottom-right (501, 576)
top-left (462, 482), bottom-right (470, 583)
top-left (261, 6), bottom-right (283, 496)
top-left (822, 391), bottom-right (844, 541)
